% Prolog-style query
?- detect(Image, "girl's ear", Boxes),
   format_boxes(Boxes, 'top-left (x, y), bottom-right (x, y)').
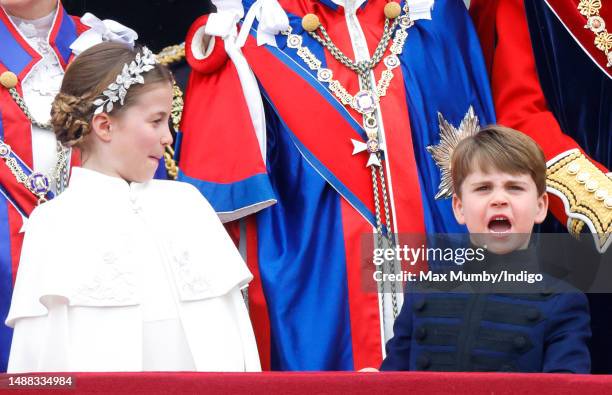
top-left (91, 112), bottom-right (113, 143)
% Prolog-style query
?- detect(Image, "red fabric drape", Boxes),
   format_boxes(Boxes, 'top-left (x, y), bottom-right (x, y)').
top-left (2, 372), bottom-right (610, 395)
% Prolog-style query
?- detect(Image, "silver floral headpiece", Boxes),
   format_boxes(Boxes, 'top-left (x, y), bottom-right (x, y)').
top-left (93, 46), bottom-right (158, 115)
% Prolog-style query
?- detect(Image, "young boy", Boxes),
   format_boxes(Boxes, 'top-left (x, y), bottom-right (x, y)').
top-left (380, 126), bottom-right (591, 373)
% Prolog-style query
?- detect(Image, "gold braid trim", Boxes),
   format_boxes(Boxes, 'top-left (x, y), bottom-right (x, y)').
top-left (547, 150), bottom-right (612, 251)
top-left (155, 44), bottom-right (185, 180)
top-left (163, 83), bottom-right (184, 180)
top-left (164, 146), bottom-right (178, 180)
top-left (156, 43), bottom-right (186, 66)
top-left (171, 83), bottom-right (184, 131)
top-left (570, 218), bottom-right (586, 235)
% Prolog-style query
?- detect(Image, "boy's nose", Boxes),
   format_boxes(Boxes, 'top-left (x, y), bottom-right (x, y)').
top-left (490, 192), bottom-right (509, 207)
top-left (491, 200), bottom-right (508, 207)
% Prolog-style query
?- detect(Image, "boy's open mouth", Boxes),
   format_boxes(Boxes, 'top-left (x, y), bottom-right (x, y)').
top-left (488, 216), bottom-right (512, 233)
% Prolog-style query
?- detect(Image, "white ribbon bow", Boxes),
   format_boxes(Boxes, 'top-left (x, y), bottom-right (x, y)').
top-left (408, 0), bottom-right (435, 21)
top-left (205, 0), bottom-right (244, 38)
top-left (70, 13), bottom-right (138, 56)
top-left (236, 0), bottom-right (289, 48)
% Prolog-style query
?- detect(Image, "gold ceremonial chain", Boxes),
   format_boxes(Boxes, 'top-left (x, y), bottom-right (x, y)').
top-left (0, 71), bottom-right (70, 203)
top-left (578, 0), bottom-right (612, 67)
top-left (282, 2), bottom-right (412, 318)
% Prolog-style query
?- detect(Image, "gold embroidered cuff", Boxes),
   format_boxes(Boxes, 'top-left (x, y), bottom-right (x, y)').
top-left (547, 149), bottom-right (612, 253)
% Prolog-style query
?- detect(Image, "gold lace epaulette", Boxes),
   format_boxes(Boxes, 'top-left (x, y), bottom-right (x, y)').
top-left (547, 150), bottom-right (612, 252)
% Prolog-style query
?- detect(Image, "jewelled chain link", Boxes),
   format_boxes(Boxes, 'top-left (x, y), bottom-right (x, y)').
top-left (3, 153), bottom-right (29, 185)
top-left (307, 2), bottom-right (408, 73)
top-left (2, 87), bottom-right (70, 201)
top-left (309, 17), bottom-right (398, 74)
top-left (361, 72), bottom-right (399, 318)
top-left (0, 140), bottom-right (68, 203)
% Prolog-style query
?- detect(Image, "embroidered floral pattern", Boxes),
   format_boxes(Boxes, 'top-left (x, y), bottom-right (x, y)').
top-left (595, 31), bottom-right (612, 51)
top-left (73, 251), bottom-right (137, 305)
top-left (579, 0), bottom-right (602, 16)
top-left (171, 248), bottom-right (211, 299)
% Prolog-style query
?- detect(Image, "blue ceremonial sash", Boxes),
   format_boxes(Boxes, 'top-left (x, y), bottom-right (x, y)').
top-left (260, 88), bottom-right (377, 228)
top-left (241, 18), bottom-right (380, 230)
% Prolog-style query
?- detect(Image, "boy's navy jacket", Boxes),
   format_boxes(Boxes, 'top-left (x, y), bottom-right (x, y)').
top-left (380, 247), bottom-right (591, 373)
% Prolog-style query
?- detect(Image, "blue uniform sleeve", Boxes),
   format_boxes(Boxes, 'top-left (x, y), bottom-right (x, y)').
top-left (543, 292), bottom-right (591, 373)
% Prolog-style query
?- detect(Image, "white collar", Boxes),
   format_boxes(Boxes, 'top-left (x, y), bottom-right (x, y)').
top-left (68, 167), bottom-right (148, 197)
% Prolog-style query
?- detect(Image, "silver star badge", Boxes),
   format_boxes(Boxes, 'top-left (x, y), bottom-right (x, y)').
top-left (427, 106), bottom-right (481, 199)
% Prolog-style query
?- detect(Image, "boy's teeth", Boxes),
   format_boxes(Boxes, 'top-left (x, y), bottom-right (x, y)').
top-left (488, 217), bottom-right (511, 233)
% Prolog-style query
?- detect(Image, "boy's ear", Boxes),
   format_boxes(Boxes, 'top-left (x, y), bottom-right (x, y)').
top-left (534, 192), bottom-right (549, 224)
top-left (452, 194), bottom-right (466, 225)
top-left (91, 112), bottom-right (113, 143)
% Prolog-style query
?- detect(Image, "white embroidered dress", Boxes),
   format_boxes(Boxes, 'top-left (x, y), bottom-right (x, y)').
top-left (5, 167), bottom-right (261, 372)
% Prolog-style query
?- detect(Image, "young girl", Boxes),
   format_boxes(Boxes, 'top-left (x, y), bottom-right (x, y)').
top-left (5, 42), bottom-right (260, 372)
